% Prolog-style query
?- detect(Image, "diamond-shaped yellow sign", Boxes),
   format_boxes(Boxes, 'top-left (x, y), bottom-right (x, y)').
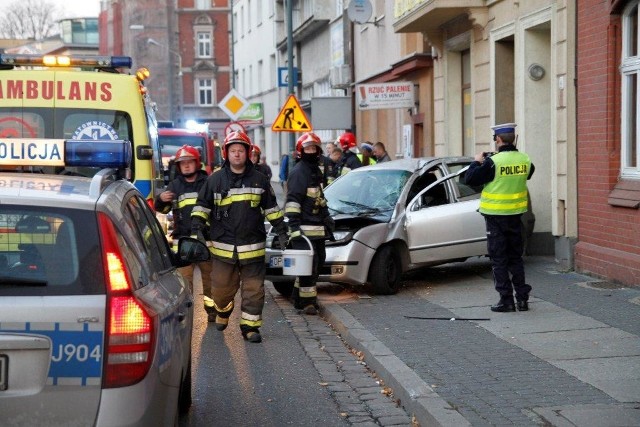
top-left (219, 89), bottom-right (249, 120)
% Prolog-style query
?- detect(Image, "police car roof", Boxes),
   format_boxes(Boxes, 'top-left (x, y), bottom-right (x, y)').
top-left (0, 172), bottom-right (136, 209)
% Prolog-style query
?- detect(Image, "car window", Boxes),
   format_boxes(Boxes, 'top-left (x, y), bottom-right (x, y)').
top-left (138, 195), bottom-right (174, 269)
top-left (325, 169), bottom-right (411, 215)
top-left (0, 207), bottom-right (104, 296)
top-left (125, 195), bottom-right (173, 275)
top-left (406, 167), bottom-right (444, 207)
top-left (447, 161), bottom-right (483, 199)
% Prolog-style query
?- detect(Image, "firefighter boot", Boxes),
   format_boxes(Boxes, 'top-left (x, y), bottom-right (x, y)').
top-left (241, 326), bottom-right (262, 343)
top-left (215, 316), bottom-right (229, 331)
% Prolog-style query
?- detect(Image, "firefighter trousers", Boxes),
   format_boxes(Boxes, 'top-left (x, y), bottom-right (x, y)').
top-left (204, 257), bottom-right (266, 332)
top-left (291, 237), bottom-right (326, 309)
top-left (178, 260), bottom-right (213, 296)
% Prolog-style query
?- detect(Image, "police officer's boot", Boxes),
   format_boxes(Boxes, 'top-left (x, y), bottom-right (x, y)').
top-left (490, 299), bottom-right (516, 312)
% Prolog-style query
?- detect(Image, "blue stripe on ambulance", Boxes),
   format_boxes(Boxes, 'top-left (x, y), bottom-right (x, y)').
top-left (135, 179), bottom-right (152, 199)
top-left (1, 323), bottom-right (102, 386)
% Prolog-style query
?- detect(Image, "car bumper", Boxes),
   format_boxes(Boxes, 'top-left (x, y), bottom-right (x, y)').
top-left (265, 239), bottom-right (376, 287)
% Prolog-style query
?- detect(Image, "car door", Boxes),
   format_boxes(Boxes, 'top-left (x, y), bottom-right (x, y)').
top-left (122, 194), bottom-right (192, 387)
top-left (405, 168), bottom-right (487, 264)
top-left (0, 208), bottom-right (107, 424)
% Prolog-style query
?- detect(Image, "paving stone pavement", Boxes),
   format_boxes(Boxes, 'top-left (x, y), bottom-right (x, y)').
top-left (317, 256), bottom-right (640, 427)
top-left (268, 285), bottom-right (415, 426)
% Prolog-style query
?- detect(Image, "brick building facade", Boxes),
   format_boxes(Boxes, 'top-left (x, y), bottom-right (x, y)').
top-left (99, 0), bottom-right (231, 129)
top-left (575, 0), bottom-right (640, 285)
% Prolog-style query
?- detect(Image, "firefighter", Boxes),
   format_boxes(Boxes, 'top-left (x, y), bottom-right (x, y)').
top-left (337, 131), bottom-right (362, 173)
top-left (464, 123), bottom-right (535, 312)
top-left (250, 144), bottom-right (273, 180)
top-left (285, 132), bottom-right (335, 315)
top-left (191, 131), bottom-right (289, 343)
top-left (155, 145), bottom-right (212, 296)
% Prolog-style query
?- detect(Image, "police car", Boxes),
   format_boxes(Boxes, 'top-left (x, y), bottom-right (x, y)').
top-left (0, 139), bottom-right (210, 425)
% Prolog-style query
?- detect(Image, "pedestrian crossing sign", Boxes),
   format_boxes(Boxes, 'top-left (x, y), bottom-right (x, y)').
top-left (271, 94), bottom-right (312, 132)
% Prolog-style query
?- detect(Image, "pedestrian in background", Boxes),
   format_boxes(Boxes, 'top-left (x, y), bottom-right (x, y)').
top-left (155, 145), bottom-right (212, 296)
top-left (251, 145), bottom-right (272, 180)
top-left (464, 123), bottom-right (535, 313)
top-left (279, 152), bottom-right (290, 192)
top-left (373, 141), bottom-right (391, 163)
top-left (191, 131), bottom-right (289, 343)
top-left (285, 132), bottom-right (334, 315)
top-left (359, 142), bottom-right (377, 166)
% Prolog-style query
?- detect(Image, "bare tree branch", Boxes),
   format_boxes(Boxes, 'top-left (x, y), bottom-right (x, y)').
top-left (0, 0), bottom-right (62, 40)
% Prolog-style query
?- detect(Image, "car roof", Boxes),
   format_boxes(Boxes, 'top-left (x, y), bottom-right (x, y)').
top-left (0, 172), bottom-right (134, 209)
top-left (354, 156), bottom-right (475, 173)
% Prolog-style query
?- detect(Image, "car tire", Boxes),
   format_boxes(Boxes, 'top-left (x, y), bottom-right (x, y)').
top-left (369, 246), bottom-right (402, 295)
top-left (178, 359), bottom-right (192, 415)
top-left (273, 281), bottom-right (295, 298)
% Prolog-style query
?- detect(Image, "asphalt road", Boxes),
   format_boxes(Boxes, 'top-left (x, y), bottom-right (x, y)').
top-left (179, 269), bottom-right (349, 427)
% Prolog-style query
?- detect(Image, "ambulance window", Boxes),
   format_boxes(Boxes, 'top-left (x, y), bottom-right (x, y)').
top-left (0, 111), bottom-right (46, 138)
top-left (63, 110), bottom-right (132, 141)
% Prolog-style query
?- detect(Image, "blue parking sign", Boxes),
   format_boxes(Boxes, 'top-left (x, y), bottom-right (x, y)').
top-left (278, 67), bottom-right (299, 88)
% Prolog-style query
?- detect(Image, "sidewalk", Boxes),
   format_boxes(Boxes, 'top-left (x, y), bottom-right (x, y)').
top-left (318, 256), bottom-right (640, 426)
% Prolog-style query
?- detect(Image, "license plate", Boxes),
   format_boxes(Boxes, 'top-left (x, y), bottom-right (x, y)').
top-left (0, 354), bottom-right (7, 391)
top-left (269, 256), bottom-right (283, 268)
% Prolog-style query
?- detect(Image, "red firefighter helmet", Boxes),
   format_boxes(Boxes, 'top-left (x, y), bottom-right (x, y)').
top-left (251, 145), bottom-right (261, 156)
top-left (338, 131), bottom-right (357, 151)
top-left (295, 132), bottom-right (322, 154)
top-left (174, 145), bottom-right (201, 164)
top-left (223, 130), bottom-right (252, 159)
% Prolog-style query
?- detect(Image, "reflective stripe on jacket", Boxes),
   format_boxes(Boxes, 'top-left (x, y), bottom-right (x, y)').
top-left (192, 164), bottom-right (284, 264)
top-left (479, 151), bottom-right (531, 215)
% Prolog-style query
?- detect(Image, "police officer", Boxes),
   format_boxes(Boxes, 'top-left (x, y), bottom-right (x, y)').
top-left (285, 132), bottom-right (334, 315)
top-left (465, 123), bottom-right (535, 312)
top-left (191, 131), bottom-right (288, 343)
top-left (155, 145), bottom-right (212, 297)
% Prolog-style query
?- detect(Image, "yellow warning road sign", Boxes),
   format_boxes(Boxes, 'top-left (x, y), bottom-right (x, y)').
top-left (271, 94), bottom-right (312, 132)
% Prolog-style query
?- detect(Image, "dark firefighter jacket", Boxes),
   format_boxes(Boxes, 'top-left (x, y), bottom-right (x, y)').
top-left (285, 157), bottom-right (331, 240)
top-left (191, 163), bottom-right (285, 264)
top-left (155, 169), bottom-right (209, 239)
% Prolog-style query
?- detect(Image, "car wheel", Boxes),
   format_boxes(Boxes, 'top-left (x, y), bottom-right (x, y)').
top-left (273, 281), bottom-right (295, 298)
top-left (369, 246), bottom-right (402, 295)
top-left (178, 359), bottom-right (192, 415)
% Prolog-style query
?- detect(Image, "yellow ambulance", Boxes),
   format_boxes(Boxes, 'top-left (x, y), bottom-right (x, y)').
top-left (0, 54), bottom-right (163, 206)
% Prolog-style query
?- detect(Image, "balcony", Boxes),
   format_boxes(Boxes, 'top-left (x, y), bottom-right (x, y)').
top-left (276, 0), bottom-right (334, 50)
top-left (393, 0), bottom-right (485, 34)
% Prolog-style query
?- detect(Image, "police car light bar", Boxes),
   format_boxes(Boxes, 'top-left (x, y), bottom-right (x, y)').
top-left (65, 140), bottom-right (132, 168)
top-left (0, 54), bottom-right (132, 69)
top-left (0, 139), bottom-right (132, 169)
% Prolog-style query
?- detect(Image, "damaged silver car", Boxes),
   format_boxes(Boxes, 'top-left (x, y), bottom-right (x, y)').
top-left (266, 157), bottom-right (535, 295)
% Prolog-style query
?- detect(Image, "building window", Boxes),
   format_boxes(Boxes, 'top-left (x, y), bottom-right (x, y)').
top-left (196, 0), bottom-right (208, 10)
top-left (197, 32), bottom-right (212, 58)
top-left (621, 1), bottom-right (640, 177)
top-left (198, 79), bottom-right (213, 106)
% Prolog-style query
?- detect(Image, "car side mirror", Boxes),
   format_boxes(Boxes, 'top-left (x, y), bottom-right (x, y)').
top-left (176, 237), bottom-right (210, 265)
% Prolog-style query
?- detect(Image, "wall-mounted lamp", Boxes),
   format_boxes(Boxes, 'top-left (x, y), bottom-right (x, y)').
top-left (528, 63), bottom-right (545, 81)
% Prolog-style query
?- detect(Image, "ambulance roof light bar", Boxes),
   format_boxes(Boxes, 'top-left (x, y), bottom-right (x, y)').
top-left (0, 54), bottom-right (132, 70)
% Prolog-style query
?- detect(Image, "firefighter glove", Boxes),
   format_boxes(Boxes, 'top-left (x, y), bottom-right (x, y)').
top-left (323, 216), bottom-right (335, 232)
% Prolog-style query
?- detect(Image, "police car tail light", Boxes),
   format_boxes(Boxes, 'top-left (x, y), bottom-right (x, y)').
top-left (99, 213), bottom-right (155, 388)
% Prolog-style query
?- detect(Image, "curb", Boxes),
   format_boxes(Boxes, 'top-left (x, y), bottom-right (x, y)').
top-left (321, 302), bottom-right (471, 427)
